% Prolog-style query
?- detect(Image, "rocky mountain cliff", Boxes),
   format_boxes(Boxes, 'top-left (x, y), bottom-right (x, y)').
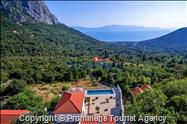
top-left (0, 0), bottom-right (59, 24)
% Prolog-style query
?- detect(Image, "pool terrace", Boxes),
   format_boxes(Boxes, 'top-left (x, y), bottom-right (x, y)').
top-left (84, 87), bottom-right (123, 118)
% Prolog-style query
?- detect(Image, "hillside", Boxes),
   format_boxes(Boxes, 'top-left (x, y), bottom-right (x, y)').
top-left (1, 1), bottom-right (185, 56)
top-left (1, 16), bottom-right (118, 56)
top-left (1, 1), bottom-right (126, 57)
top-left (135, 27), bottom-right (187, 53)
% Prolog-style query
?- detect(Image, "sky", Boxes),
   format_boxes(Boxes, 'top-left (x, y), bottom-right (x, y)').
top-left (45, 1), bottom-right (187, 28)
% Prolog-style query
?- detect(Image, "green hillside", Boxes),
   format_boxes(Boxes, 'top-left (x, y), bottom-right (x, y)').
top-left (136, 27), bottom-right (187, 53)
top-left (1, 16), bottom-right (120, 57)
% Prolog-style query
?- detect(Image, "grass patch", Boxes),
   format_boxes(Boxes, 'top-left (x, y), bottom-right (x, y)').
top-left (29, 82), bottom-right (70, 102)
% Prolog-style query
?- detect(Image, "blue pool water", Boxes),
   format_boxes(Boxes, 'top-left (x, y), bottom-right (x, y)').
top-left (87, 90), bottom-right (114, 95)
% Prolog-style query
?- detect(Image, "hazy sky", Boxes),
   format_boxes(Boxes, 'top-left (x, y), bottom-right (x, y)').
top-left (45, 1), bottom-right (187, 28)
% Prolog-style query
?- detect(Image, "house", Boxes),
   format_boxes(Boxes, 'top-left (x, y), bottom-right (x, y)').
top-left (140, 83), bottom-right (152, 91)
top-left (54, 88), bottom-right (85, 123)
top-left (130, 87), bottom-right (144, 97)
top-left (54, 86), bottom-right (124, 124)
top-left (130, 84), bottom-right (152, 97)
top-left (93, 56), bottom-right (110, 63)
top-left (0, 110), bottom-right (29, 124)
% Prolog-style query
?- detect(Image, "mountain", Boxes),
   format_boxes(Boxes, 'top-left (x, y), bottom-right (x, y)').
top-left (0, 0), bottom-right (59, 24)
top-left (135, 27), bottom-right (187, 52)
top-left (1, 1), bottom-right (124, 57)
top-left (1, 16), bottom-right (119, 56)
top-left (1, 0), bottom-right (185, 56)
top-left (73, 25), bottom-right (174, 42)
top-left (74, 25), bottom-right (166, 32)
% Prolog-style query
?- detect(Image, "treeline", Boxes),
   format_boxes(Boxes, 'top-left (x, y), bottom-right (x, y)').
top-left (1, 54), bottom-right (187, 95)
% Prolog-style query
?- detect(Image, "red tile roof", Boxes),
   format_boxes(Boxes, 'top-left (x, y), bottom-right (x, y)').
top-left (140, 83), bottom-right (151, 91)
top-left (130, 87), bottom-right (144, 96)
top-left (54, 91), bottom-right (84, 114)
top-left (0, 110), bottom-right (29, 124)
top-left (130, 84), bottom-right (152, 97)
top-left (93, 56), bottom-right (110, 63)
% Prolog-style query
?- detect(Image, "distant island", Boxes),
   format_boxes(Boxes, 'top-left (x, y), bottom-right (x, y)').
top-left (73, 25), bottom-right (175, 42)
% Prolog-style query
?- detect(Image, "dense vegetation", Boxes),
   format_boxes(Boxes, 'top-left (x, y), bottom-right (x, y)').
top-left (7, 88), bottom-right (46, 111)
top-left (1, 15), bottom-right (124, 57)
top-left (1, 14), bottom-right (187, 124)
top-left (126, 79), bottom-right (187, 123)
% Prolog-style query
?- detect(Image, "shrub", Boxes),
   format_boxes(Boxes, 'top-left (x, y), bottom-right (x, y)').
top-left (106, 98), bottom-right (109, 103)
top-left (7, 88), bottom-right (45, 111)
top-left (48, 96), bottom-right (61, 111)
top-left (104, 108), bottom-right (108, 112)
top-left (3, 79), bottom-right (27, 95)
top-left (61, 85), bottom-right (69, 91)
top-left (95, 106), bottom-right (100, 111)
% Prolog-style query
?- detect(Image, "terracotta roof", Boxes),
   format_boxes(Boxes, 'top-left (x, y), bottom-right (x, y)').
top-left (130, 84), bottom-right (152, 97)
top-left (54, 91), bottom-right (84, 114)
top-left (93, 56), bottom-right (110, 63)
top-left (140, 83), bottom-right (151, 91)
top-left (130, 87), bottom-right (144, 96)
top-left (0, 110), bottom-right (29, 124)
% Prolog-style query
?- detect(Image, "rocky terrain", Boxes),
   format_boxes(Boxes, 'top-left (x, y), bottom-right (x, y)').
top-left (0, 0), bottom-right (59, 24)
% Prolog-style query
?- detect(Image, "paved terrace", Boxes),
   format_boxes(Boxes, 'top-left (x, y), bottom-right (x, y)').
top-left (84, 87), bottom-right (123, 118)
top-left (84, 94), bottom-right (116, 116)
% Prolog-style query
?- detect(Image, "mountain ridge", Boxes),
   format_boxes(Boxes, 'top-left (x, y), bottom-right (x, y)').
top-left (1, 0), bottom-right (186, 55)
top-left (135, 27), bottom-right (187, 52)
top-left (0, 0), bottom-right (59, 24)
top-left (1, 0), bottom-right (121, 57)
top-left (73, 25), bottom-right (173, 32)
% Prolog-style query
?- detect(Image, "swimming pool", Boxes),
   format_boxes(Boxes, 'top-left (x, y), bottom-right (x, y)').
top-left (87, 89), bottom-right (114, 95)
